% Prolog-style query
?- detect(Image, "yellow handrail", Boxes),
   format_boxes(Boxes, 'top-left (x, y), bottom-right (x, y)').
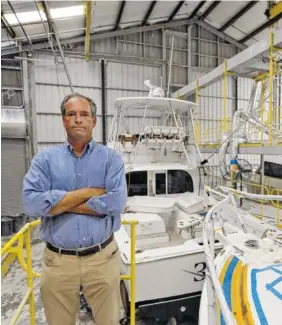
top-left (1, 219), bottom-right (138, 325)
top-left (270, 188), bottom-right (282, 229)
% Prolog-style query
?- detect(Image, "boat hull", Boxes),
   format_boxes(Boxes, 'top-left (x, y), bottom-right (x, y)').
top-left (121, 249), bottom-right (208, 303)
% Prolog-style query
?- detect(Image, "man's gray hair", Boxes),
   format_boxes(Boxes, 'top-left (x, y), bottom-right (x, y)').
top-left (60, 93), bottom-right (97, 116)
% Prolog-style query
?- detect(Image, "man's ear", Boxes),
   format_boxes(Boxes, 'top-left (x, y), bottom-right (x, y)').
top-left (93, 116), bottom-right (97, 127)
top-left (62, 116), bottom-right (66, 128)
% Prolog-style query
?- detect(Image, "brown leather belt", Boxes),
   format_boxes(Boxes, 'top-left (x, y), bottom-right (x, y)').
top-left (46, 233), bottom-right (114, 257)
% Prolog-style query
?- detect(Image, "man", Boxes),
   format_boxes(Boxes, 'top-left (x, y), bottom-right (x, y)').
top-left (22, 93), bottom-right (127, 325)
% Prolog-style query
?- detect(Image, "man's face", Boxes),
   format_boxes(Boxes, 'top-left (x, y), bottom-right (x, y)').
top-left (63, 97), bottom-right (96, 141)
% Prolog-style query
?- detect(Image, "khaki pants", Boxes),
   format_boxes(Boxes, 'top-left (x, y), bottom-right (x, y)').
top-left (40, 239), bottom-right (121, 325)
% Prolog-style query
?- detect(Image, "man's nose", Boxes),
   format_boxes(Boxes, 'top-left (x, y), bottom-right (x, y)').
top-left (75, 113), bottom-right (82, 123)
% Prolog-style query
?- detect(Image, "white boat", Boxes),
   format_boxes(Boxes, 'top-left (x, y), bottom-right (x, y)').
top-left (107, 93), bottom-right (282, 324)
top-left (199, 187), bottom-right (282, 325)
top-left (107, 95), bottom-right (226, 323)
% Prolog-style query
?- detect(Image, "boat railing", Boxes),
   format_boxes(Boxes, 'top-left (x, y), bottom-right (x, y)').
top-left (1, 219), bottom-right (138, 325)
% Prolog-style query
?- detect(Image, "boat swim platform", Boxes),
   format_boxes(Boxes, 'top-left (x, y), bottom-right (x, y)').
top-left (197, 142), bottom-right (282, 155)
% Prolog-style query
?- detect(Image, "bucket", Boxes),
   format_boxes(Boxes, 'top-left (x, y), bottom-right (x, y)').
top-left (9, 213), bottom-right (26, 233)
top-left (1, 216), bottom-right (13, 237)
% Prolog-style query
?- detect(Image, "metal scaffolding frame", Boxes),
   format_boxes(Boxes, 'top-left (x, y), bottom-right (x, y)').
top-left (172, 28), bottom-right (282, 98)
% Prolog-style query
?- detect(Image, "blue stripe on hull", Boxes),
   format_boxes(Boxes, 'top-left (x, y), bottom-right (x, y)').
top-left (220, 256), bottom-right (239, 325)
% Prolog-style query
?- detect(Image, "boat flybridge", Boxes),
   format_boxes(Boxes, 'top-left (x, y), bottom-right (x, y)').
top-left (199, 187), bottom-right (282, 325)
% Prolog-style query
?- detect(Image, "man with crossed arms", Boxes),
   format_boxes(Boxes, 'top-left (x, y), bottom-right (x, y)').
top-left (23, 93), bottom-right (127, 325)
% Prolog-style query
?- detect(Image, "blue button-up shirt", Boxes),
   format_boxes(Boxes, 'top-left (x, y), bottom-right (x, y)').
top-left (22, 139), bottom-right (127, 249)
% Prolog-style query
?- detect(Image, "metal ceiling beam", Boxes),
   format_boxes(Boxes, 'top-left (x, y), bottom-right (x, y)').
top-left (199, 1), bottom-right (221, 21)
top-left (265, 1), bottom-right (282, 19)
top-left (7, 1), bottom-right (32, 46)
top-left (240, 12), bottom-right (282, 43)
top-left (113, 1), bottom-right (126, 31)
top-left (168, 1), bottom-right (185, 22)
top-left (172, 28), bottom-right (282, 98)
top-left (84, 0), bottom-right (92, 61)
top-left (2, 15), bottom-right (245, 56)
top-left (196, 20), bottom-right (246, 50)
top-left (2, 17), bottom-right (200, 56)
top-left (1, 9), bottom-right (16, 39)
top-left (41, 0), bottom-right (74, 92)
top-left (141, 1), bottom-right (157, 26)
top-left (40, 1), bottom-right (53, 35)
top-left (34, 1), bottom-right (56, 57)
top-left (219, 1), bottom-right (258, 32)
top-left (188, 1), bottom-right (206, 19)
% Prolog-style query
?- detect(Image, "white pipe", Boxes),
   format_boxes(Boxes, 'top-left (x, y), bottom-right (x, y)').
top-left (218, 132), bottom-right (230, 178)
top-left (220, 187), bottom-right (282, 201)
top-left (202, 193), bottom-right (237, 325)
top-left (167, 36), bottom-right (174, 97)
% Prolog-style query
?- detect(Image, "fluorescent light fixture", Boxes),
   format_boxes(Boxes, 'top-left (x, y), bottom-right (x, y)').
top-left (50, 5), bottom-right (84, 19)
top-left (4, 5), bottom-right (84, 25)
top-left (4, 10), bottom-right (46, 25)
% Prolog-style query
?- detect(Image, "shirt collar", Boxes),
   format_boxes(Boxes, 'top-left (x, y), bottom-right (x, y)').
top-left (64, 138), bottom-right (96, 155)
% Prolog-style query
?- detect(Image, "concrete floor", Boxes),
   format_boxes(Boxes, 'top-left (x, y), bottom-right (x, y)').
top-left (1, 229), bottom-right (197, 325)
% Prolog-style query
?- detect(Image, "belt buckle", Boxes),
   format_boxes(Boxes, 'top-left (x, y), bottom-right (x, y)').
top-left (75, 247), bottom-right (85, 256)
top-left (76, 243), bottom-right (102, 256)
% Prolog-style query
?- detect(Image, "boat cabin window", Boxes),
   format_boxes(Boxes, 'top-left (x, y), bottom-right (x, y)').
top-left (256, 161), bottom-right (282, 179)
top-left (156, 173), bottom-right (166, 195)
top-left (168, 170), bottom-right (194, 194)
top-left (126, 171), bottom-right (148, 196)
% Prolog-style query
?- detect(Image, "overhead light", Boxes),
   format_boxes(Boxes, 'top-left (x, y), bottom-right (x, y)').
top-left (4, 10), bottom-right (46, 25)
top-left (4, 5), bottom-right (84, 25)
top-left (50, 5), bottom-right (84, 19)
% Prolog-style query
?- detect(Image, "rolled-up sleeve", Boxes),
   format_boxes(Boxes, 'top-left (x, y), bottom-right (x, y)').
top-left (86, 152), bottom-right (127, 215)
top-left (22, 152), bottom-right (67, 217)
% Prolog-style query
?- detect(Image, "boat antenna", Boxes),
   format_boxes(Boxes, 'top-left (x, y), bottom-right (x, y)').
top-left (167, 35), bottom-right (175, 98)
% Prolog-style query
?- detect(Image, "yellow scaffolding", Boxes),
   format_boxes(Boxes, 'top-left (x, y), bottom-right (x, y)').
top-left (1, 219), bottom-right (138, 325)
top-left (196, 28), bottom-right (282, 149)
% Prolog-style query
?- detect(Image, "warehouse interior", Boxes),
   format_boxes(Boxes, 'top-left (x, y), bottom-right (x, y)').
top-left (1, 1), bottom-right (282, 325)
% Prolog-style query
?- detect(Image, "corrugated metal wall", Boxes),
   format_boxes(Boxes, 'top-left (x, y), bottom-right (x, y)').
top-left (74, 24), bottom-right (237, 88)
top-left (189, 69), bottom-right (235, 145)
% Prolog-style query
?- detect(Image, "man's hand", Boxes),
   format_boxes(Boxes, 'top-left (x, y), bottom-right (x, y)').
top-left (68, 203), bottom-right (104, 216)
top-left (49, 187), bottom-right (105, 216)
